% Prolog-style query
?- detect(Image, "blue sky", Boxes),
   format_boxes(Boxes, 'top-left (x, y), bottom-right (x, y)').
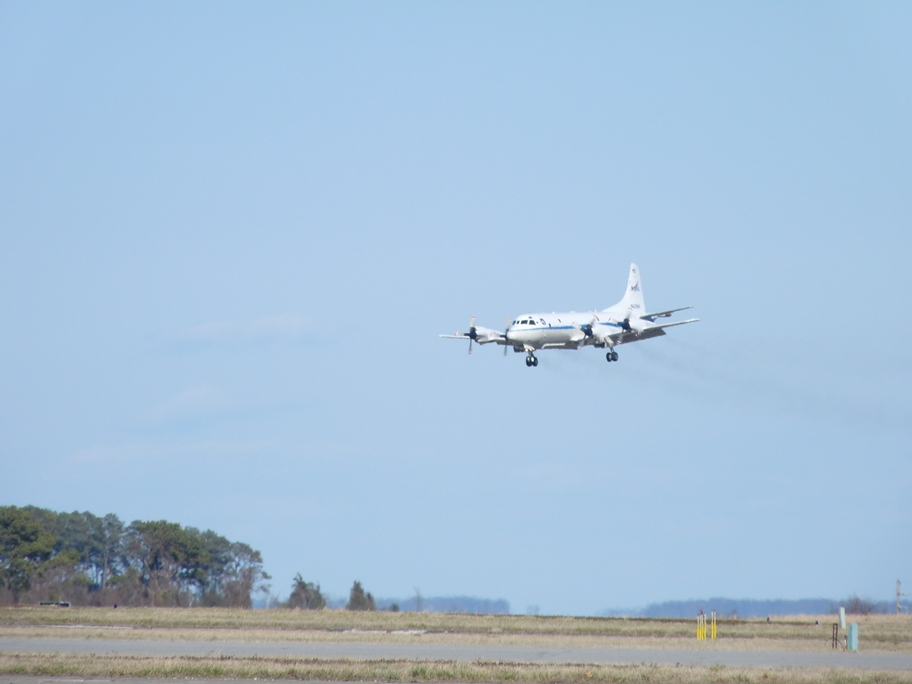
top-left (1, 2), bottom-right (910, 615)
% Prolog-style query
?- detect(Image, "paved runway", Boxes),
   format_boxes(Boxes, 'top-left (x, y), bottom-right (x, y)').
top-left (1, 638), bottom-right (910, 671)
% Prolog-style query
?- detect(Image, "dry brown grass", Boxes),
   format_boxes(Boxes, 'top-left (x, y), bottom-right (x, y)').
top-left (1, 652), bottom-right (911, 684)
top-left (2, 625), bottom-right (909, 654)
top-left (3, 605), bottom-right (680, 634)
top-left (2, 607), bottom-right (911, 653)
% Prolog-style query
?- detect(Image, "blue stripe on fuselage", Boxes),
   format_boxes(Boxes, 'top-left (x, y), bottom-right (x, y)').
top-left (512, 322), bottom-right (623, 332)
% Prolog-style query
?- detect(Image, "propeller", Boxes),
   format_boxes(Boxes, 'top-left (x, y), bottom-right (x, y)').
top-left (620, 312), bottom-right (648, 334)
top-left (467, 315), bottom-right (477, 354)
top-left (504, 318), bottom-right (512, 356)
top-left (462, 316), bottom-right (512, 356)
top-left (579, 314), bottom-right (599, 339)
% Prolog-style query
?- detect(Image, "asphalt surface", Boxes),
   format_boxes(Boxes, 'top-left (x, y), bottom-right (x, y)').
top-left (1, 637), bottom-right (910, 671)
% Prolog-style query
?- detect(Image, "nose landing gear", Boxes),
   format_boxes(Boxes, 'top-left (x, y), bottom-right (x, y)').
top-left (525, 354), bottom-right (539, 367)
top-left (606, 350), bottom-right (619, 363)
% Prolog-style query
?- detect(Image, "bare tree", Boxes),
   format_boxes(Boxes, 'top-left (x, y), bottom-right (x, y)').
top-left (845, 595), bottom-right (878, 615)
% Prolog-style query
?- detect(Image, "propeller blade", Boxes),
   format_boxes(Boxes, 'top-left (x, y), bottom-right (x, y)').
top-left (504, 318), bottom-right (511, 357)
top-left (468, 315), bottom-right (476, 354)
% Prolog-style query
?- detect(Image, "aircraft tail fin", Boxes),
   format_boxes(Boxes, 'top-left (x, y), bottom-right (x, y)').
top-left (621, 263), bottom-right (645, 314)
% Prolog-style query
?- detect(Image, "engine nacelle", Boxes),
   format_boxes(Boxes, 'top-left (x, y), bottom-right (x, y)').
top-left (473, 326), bottom-right (503, 344)
top-left (590, 324), bottom-right (616, 346)
top-left (628, 316), bottom-right (649, 334)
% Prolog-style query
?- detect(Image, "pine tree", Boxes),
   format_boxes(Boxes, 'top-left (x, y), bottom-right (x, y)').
top-left (346, 580), bottom-right (375, 611)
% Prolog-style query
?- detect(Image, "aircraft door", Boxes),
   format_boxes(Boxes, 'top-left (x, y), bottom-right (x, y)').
top-left (538, 317), bottom-right (549, 343)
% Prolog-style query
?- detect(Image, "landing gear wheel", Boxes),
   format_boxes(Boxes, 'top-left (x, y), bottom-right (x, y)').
top-left (525, 357), bottom-right (532, 367)
top-left (526, 354), bottom-right (537, 367)
top-left (611, 351), bottom-right (618, 362)
top-left (532, 356), bottom-right (538, 367)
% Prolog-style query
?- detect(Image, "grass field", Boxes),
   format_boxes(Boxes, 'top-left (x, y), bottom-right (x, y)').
top-left (1, 607), bottom-right (910, 683)
top-left (1, 652), bottom-right (911, 684)
top-left (1, 607), bottom-right (910, 652)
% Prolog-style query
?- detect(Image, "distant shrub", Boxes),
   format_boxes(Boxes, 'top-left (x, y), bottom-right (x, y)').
top-left (287, 574), bottom-right (326, 610)
top-left (346, 580), bottom-right (375, 611)
top-left (845, 595), bottom-right (879, 615)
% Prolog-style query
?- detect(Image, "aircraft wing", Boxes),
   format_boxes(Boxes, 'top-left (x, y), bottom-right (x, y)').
top-left (597, 317), bottom-right (699, 345)
top-left (641, 306), bottom-right (692, 321)
top-left (439, 328), bottom-right (506, 344)
top-left (649, 317), bottom-right (700, 330)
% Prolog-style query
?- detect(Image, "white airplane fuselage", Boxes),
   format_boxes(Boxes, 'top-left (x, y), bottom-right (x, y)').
top-left (505, 308), bottom-right (642, 352)
top-left (441, 263), bottom-right (698, 366)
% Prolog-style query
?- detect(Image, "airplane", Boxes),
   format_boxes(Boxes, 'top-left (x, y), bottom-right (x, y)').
top-left (440, 263), bottom-right (698, 367)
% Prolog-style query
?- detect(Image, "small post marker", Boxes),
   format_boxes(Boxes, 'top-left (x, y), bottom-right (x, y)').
top-left (696, 611), bottom-right (715, 640)
top-left (848, 623), bottom-right (859, 652)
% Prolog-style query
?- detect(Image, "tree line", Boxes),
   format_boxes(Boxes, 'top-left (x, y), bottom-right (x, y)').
top-left (2, 505), bottom-right (504, 613)
top-left (0, 505), bottom-right (269, 607)
top-left (608, 596), bottom-right (897, 618)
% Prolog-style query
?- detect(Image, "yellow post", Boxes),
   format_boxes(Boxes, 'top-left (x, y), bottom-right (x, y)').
top-left (711, 611), bottom-right (716, 639)
top-left (697, 613), bottom-right (706, 640)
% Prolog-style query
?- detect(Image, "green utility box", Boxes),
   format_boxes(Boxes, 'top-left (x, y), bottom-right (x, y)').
top-left (848, 623), bottom-right (859, 651)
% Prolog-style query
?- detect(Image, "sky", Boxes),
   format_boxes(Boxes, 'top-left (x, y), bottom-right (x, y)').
top-left (1, 2), bottom-right (910, 616)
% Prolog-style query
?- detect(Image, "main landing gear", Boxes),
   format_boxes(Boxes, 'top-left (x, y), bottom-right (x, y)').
top-left (606, 350), bottom-right (619, 363)
top-left (525, 354), bottom-right (539, 367)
